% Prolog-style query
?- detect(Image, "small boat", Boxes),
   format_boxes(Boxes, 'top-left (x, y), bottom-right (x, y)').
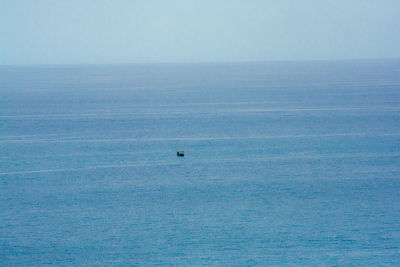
top-left (177, 150), bottom-right (184, 157)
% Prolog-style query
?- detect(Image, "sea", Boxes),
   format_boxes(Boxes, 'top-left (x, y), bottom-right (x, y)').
top-left (1, 60), bottom-right (400, 266)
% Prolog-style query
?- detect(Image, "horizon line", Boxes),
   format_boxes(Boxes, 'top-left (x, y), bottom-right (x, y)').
top-left (1, 57), bottom-right (399, 68)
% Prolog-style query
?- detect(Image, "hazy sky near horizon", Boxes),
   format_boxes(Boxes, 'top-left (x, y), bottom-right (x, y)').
top-left (1, 0), bottom-right (399, 65)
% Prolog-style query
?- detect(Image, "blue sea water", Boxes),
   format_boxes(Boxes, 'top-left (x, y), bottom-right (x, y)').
top-left (1, 60), bottom-right (400, 266)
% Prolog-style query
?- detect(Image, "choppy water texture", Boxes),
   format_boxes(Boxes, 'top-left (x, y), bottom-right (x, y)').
top-left (1, 60), bottom-right (400, 266)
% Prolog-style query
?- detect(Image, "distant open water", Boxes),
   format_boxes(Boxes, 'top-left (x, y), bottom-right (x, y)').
top-left (1, 60), bottom-right (400, 266)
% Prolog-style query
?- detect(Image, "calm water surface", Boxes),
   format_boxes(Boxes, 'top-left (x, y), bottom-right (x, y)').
top-left (1, 60), bottom-right (400, 266)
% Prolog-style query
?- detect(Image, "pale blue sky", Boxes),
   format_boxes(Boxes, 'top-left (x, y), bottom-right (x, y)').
top-left (1, 0), bottom-right (399, 65)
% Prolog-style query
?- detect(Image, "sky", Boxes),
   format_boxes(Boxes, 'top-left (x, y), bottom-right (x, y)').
top-left (1, 0), bottom-right (399, 65)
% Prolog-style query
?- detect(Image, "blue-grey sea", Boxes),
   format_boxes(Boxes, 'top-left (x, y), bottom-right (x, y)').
top-left (1, 60), bottom-right (400, 266)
